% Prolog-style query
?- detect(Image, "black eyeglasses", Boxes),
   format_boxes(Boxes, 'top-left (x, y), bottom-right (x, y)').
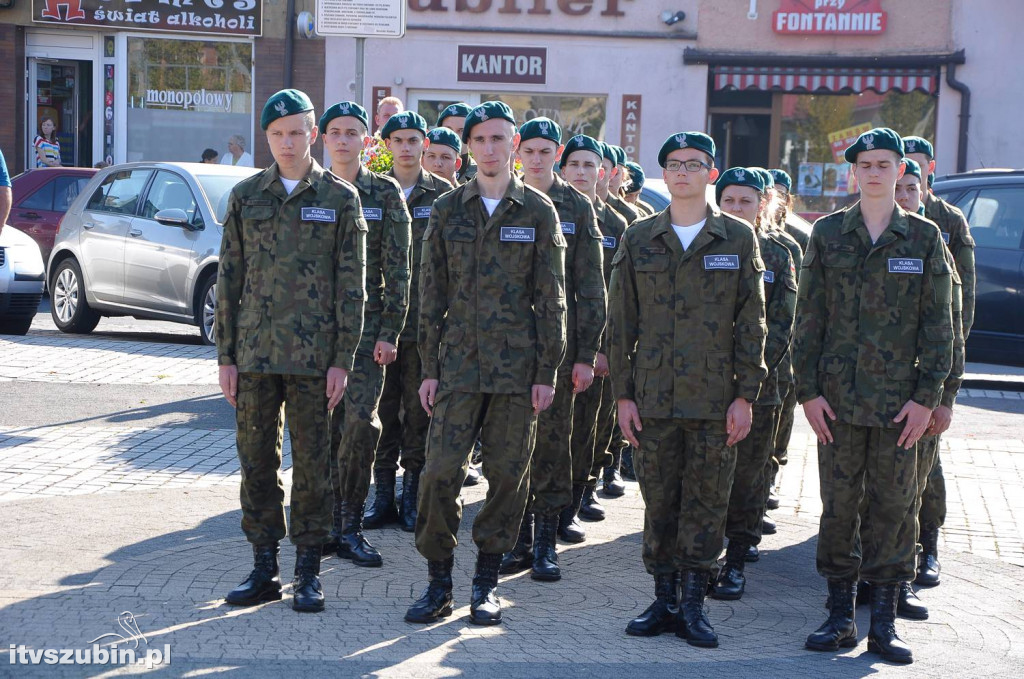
top-left (664, 159), bottom-right (711, 173)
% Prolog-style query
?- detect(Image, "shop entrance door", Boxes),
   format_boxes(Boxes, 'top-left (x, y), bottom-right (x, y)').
top-left (28, 58), bottom-right (93, 169)
top-left (709, 113), bottom-right (772, 170)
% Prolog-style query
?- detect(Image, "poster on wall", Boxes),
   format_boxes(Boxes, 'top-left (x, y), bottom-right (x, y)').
top-left (104, 64), bottom-right (115, 166)
top-left (32, 0), bottom-right (262, 37)
top-left (828, 122), bottom-right (873, 163)
top-left (798, 162), bottom-right (823, 196)
top-left (822, 163), bottom-right (850, 197)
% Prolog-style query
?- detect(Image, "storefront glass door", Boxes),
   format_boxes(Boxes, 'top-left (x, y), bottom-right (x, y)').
top-left (28, 58), bottom-right (84, 169)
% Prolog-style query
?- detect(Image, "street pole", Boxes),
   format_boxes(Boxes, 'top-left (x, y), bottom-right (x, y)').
top-left (355, 37), bottom-right (365, 107)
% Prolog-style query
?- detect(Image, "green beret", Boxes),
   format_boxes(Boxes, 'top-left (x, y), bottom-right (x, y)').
top-left (599, 142), bottom-right (616, 163)
top-left (319, 101), bottom-right (369, 133)
top-left (749, 167), bottom-right (774, 189)
top-left (381, 110), bottom-right (428, 140)
top-left (560, 134), bottom-right (603, 169)
top-left (625, 161), bottom-right (645, 192)
top-left (902, 157), bottom-right (923, 180)
top-left (426, 127), bottom-right (461, 154)
top-left (844, 127), bottom-right (904, 163)
top-left (903, 136), bottom-right (934, 159)
top-left (261, 89), bottom-right (314, 131)
top-left (715, 167), bottom-right (765, 204)
top-left (519, 117), bottom-right (561, 145)
top-left (462, 101), bottom-right (517, 142)
top-left (658, 131), bottom-right (716, 168)
top-left (769, 169), bottom-right (792, 192)
top-left (610, 145), bottom-right (627, 167)
top-left (437, 102), bottom-right (473, 127)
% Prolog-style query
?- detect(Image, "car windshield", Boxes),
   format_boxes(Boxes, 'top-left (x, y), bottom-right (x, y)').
top-left (195, 173), bottom-right (252, 224)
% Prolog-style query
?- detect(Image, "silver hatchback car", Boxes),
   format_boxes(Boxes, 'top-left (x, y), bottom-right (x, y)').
top-left (47, 162), bottom-right (260, 344)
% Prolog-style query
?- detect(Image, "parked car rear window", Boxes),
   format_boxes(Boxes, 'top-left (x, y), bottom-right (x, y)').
top-left (19, 181), bottom-right (54, 211)
top-left (958, 187), bottom-right (1024, 250)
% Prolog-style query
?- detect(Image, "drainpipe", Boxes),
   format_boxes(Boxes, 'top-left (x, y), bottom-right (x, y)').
top-left (944, 60), bottom-right (971, 173)
top-left (284, 0), bottom-right (296, 89)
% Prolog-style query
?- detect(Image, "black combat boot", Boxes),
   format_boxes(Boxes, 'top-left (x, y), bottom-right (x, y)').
top-left (761, 512), bottom-right (777, 535)
top-left (806, 580), bottom-right (858, 651)
top-left (405, 557), bottom-right (454, 623)
top-left (897, 581), bottom-right (928, 620)
top-left (626, 572), bottom-right (678, 636)
top-left (500, 513), bottom-right (534, 574)
top-left (363, 468), bottom-right (400, 530)
top-left (399, 469), bottom-right (421, 533)
top-left (336, 501), bottom-right (383, 567)
top-left (766, 467), bottom-right (780, 510)
top-left (225, 543), bottom-right (282, 606)
top-left (292, 545), bottom-right (324, 612)
top-left (469, 552), bottom-right (503, 626)
top-left (578, 483), bottom-right (606, 521)
top-left (602, 450), bottom-right (626, 497)
top-left (744, 544), bottom-right (760, 563)
top-left (868, 583), bottom-right (914, 663)
top-left (321, 499), bottom-right (343, 556)
top-left (620, 446), bottom-right (636, 480)
top-left (676, 570), bottom-right (718, 648)
top-left (712, 541), bottom-right (748, 600)
top-left (915, 527), bottom-right (941, 587)
top-left (557, 484), bottom-right (587, 543)
top-left (531, 513), bottom-right (560, 581)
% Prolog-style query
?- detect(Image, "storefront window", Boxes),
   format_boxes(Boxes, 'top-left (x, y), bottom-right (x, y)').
top-left (778, 90), bottom-right (936, 217)
top-left (126, 38), bottom-right (252, 163)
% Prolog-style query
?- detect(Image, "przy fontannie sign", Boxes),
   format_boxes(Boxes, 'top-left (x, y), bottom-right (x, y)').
top-left (773, 0), bottom-right (887, 36)
top-left (32, 0), bottom-right (263, 37)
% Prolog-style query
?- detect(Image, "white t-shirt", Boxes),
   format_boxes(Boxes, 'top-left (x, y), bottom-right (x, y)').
top-left (280, 177), bottom-right (301, 194)
top-left (481, 197), bottom-right (501, 216)
top-left (672, 219), bottom-right (706, 250)
top-left (403, 186), bottom-right (415, 201)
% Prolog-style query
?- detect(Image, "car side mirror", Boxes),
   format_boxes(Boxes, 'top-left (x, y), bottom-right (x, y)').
top-left (154, 208), bottom-right (199, 230)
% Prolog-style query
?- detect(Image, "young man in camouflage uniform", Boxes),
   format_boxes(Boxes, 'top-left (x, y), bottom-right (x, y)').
top-left (437, 102), bottom-right (477, 184)
top-left (624, 161), bottom-right (656, 218)
top-left (422, 127), bottom-right (463, 188)
top-left (405, 101), bottom-right (567, 626)
top-left (797, 128), bottom-right (953, 664)
top-left (711, 168), bottom-right (797, 601)
top-left (611, 132), bottom-right (767, 647)
top-left (217, 89), bottom-right (367, 613)
top-left (320, 101), bottom-right (412, 567)
top-left (369, 111), bottom-right (456, 533)
top-left (500, 119), bottom-right (606, 582)
top-left (605, 144), bottom-right (641, 226)
top-left (558, 134), bottom-right (628, 544)
top-left (904, 136), bottom-right (976, 589)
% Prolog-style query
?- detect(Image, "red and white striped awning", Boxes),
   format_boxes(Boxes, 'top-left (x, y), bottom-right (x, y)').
top-left (712, 66), bottom-right (939, 94)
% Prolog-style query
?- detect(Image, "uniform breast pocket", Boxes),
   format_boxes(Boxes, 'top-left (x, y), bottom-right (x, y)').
top-left (497, 242), bottom-right (533, 273)
top-left (241, 205), bottom-right (276, 252)
top-left (701, 268), bottom-right (738, 304)
top-left (298, 222), bottom-right (333, 255)
top-left (634, 256), bottom-right (670, 300)
top-left (443, 224), bottom-right (476, 272)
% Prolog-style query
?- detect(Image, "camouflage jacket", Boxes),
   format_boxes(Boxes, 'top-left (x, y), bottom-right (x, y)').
top-left (456, 154), bottom-right (478, 185)
top-left (216, 160), bottom-right (367, 376)
top-left (939, 237), bottom-right (966, 408)
top-left (756, 231), bottom-right (798, 406)
top-left (784, 215), bottom-right (810, 253)
top-left (347, 165), bottom-right (412, 352)
top-left (771, 227), bottom-right (804, 385)
top-left (545, 176), bottom-right (607, 368)
top-left (607, 193), bottom-right (640, 225)
top-left (792, 202), bottom-right (954, 427)
top-left (609, 206), bottom-right (769, 419)
top-left (594, 197), bottom-right (629, 354)
top-left (924, 191), bottom-right (976, 338)
top-left (418, 175), bottom-right (568, 393)
top-left (388, 167), bottom-right (454, 343)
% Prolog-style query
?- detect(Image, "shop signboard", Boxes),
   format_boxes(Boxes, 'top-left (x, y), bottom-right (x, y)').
top-left (32, 0), bottom-right (263, 37)
top-left (458, 46), bottom-right (546, 85)
top-left (774, 0), bottom-right (887, 36)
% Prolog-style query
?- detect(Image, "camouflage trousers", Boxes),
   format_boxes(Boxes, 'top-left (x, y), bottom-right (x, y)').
top-left (818, 423), bottom-right (918, 584)
top-left (773, 380), bottom-right (797, 468)
top-left (329, 351), bottom-right (386, 509)
top-left (376, 341), bottom-right (430, 475)
top-left (725, 404), bottom-right (780, 547)
top-left (918, 435), bottom-right (946, 532)
top-left (415, 390), bottom-right (538, 562)
top-left (634, 418), bottom-right (736, 574)
top-left (580, 377), bottom-right (626, 483)
top-left (570, 375), bottom-right (602, 486)
top-left (236, 372), bottom-right (332, 546)
top-left (529, 370), bottom-right (576, 516)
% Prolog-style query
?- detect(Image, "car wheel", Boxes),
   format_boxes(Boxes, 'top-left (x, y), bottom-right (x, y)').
top-left (0, 317), bottom-right (34, 336)
top-left (50, 259), bottom-right (101, 334)
top-left (197, 274), bottom-right (217, 346)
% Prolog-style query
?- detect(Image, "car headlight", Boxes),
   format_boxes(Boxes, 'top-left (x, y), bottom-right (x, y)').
top-left (5, 240), bottom-right (46, 277)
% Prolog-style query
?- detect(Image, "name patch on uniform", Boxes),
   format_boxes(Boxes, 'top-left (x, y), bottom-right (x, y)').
top-left (941, 232), bottom-right (950, 244)
top-left (362, 207), bottom-right (383, 221)
top-left (243, 199), bottom-right (273, 207)
top-left (301, 207), bottom-right (336, 222)
top-left (888, 258), bottom-right (924, 274)
top-left (500, 226), bottom-right (535, 242)
top-left (560, 222), bottom-right (576, 235)
top-left (763, 270), bottom-right (775, 283)
top-left (602, 236), bottom-right (617, 249)
top-left (413, 206), bottom-right (432, 219)
top-left (704, 254), bottom-right (740, 270)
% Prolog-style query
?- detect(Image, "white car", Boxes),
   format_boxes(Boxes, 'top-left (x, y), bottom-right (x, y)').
top-left (0, 224), bottom-right (46, 335)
